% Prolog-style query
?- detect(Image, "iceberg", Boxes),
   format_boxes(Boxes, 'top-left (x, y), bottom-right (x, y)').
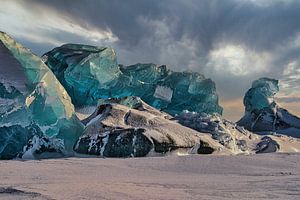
top-left (43, 44), bottom-right (222, 115)
top-left (237, 77), bottom-right (300, 138)
top-left (0, 32), bottom-right (83, 159)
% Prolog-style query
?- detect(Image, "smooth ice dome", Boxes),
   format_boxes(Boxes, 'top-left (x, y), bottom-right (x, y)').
top-left (238, 77), bottom-right (300, 138)
top-left (43, 44), bottom-right (222, 115)
top-left (0, 32), bottom-right (83, 159)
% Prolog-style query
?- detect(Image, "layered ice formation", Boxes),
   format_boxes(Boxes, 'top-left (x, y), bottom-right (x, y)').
top-left (43, 44), bottom-right (222, 115)
top-left (74, 96), bottom-right (300, 157)
top-left (0, 32), bottom-right (83, 159)
top-left (237, 78), bottom-right (300, 138)
top-left (175, 111), bottom-right (255, 153)
top-left (175, 110), bottom-right (300, 154)
top-left (74, 96), bottom-right (225, 157)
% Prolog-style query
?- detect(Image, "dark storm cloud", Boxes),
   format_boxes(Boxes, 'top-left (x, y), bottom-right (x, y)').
top-left (26, 0), bottom-right (300, 50)
top-left (25, 0), bottom-right (164, 47)
top-left (24, 0), bottom-right (300, 81)
top-left (1, 0), bottom-right (300, 120)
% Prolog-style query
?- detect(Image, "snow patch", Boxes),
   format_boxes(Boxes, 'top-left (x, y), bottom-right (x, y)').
top-left (100, 132), bottom-right (109, 156)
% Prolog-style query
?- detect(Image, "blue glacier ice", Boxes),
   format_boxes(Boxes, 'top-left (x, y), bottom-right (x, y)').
top-left (237, 77), bottom-right (300, 138)
top-left (0, 124), bottom-right (42, 159)
top-left (42, 44), bottom-right (120, 106)
top-left (43, 44), bottom-right (222, 115)
top-left (0, 32), bottom-right (84, 159)
top-left (243, 77), bottom-right (279, 112)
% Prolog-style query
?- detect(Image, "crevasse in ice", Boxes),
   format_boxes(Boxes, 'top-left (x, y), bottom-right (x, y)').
top-left (43, 44), bottom-right (222, 115)
top-left (0, 32), bottom-right (84, 159)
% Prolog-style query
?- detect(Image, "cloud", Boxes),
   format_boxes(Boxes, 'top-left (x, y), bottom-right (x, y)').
top-left (1, 0), bottom-right (300, 120)
top-left (206, 44), bottom-right (271, 76)
top-left (277, 59), bottom-right (300, 106)
top-left (276, 97), bottom-right (300, 103)
top-left (0, 0), bottom-right (118, 49)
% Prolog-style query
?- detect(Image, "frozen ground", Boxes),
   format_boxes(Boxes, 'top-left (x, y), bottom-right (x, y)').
top-left (0, 154), bottom-right (299, 200)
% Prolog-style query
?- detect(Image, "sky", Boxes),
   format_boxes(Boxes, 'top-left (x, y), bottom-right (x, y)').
top-left (1, 0), bottom-right (300, 121)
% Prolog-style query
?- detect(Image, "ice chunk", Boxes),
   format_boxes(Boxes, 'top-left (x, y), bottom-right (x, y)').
top-left (255, 136), bottom-right (280, 154)
top-left (20, 135), bottom-right (66, 159)
top-left (0, 32), bottom-right (83, 159)
top-left (42, 44), bottom-right (120, 106)
top-left (244, 77), bottom-right (279, 112)
top-left (175, 110), bottom-right (300, 154)
top-left (43, 45), bottom-right (222, 115)
top-left (238, 77), bottom-right (300, 138)
top-left (0, 124), bottom-right (42, 159)
top-left (175, 111), bottom-right (256, 153)
top-left (75, 128), bottom-right (153, 157)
